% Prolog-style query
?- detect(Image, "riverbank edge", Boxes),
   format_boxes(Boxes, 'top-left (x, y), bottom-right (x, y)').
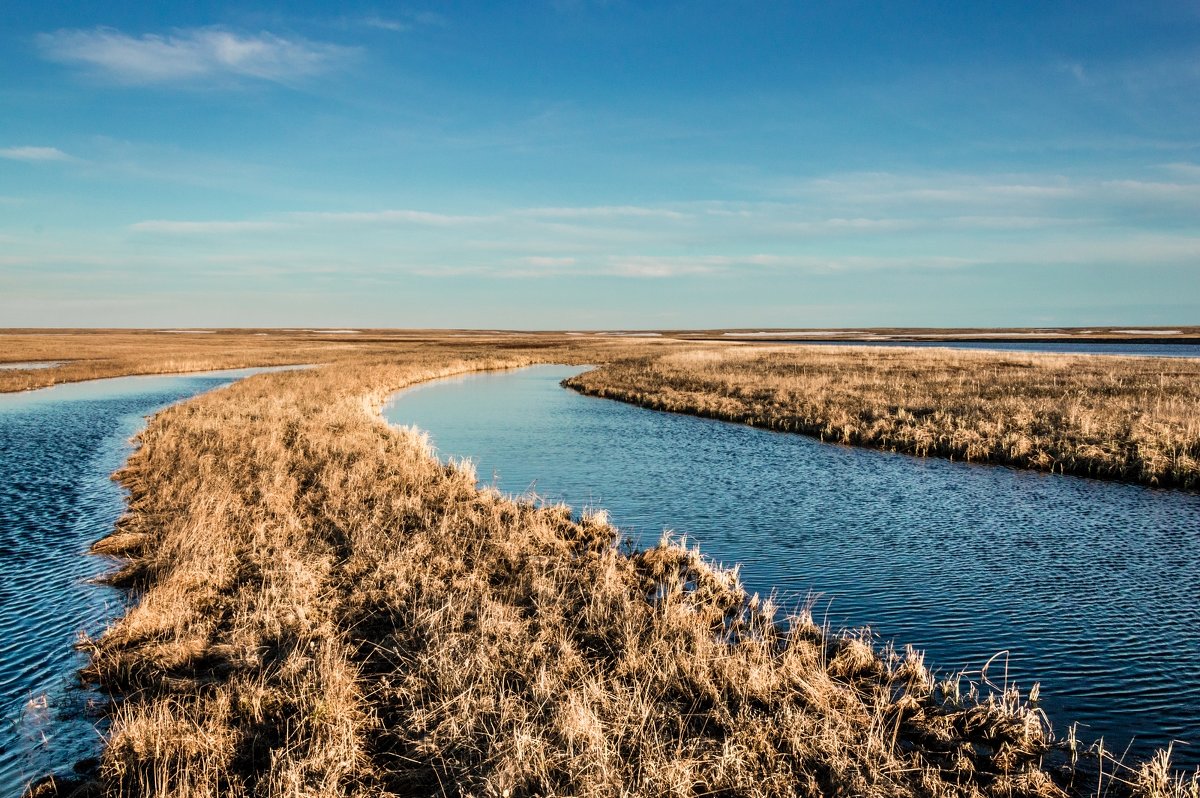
top-left (24, 350), bottom-right (1193, 797)
top-left (563, 354), bottom-right (1200, 491)
top-left (25, 354), bottom-right (543, 798)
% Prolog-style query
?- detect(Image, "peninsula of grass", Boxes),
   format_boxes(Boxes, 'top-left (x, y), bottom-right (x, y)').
top-left (3, 331), bottom-right (1194, 797)
top-left (565, 344), bottom-right (1200, 489)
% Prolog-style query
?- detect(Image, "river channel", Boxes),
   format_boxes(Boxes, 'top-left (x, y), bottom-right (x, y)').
top-left (385, 364), bottom-right (1200, 768)
top-left (0, 368), bottom-right (290, 794)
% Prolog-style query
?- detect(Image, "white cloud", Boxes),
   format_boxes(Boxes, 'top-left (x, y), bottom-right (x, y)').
top-left (362, 17), bottom-right (412, 32)
top-left (1161, 162), bottom-right (1200, 179)
top-left (982, 184), bottom-right (1078, 198)
top-left (782, 217), bottom-right (917, 234)
top-left (128, 209), bottom-right (491, 235)
top-left (0, 146), bottom-right (72, 162)
top-left (778, 172), bottom-right (1082, 207)
top-left (990, 233), bottom-right (1200, 265)
top-left (1061, 61), bottom-right (1089, 85)
top-left (598, 252), bottom-right (989, 279)
top-left (1101, 179), bottom-right (1200, 201)
top-left (110, 162), bottom-right (1200, 283)
top-left (522, 205), bottom-right (688, 220)
top-left (524, 256), bottom-right (577, 267)
top-left (37, 27), bottom-right (353, 84)
top-left (607, 254), bottom-right (782, 278)
top-left (292, 209), bottom-right (493, 225)
top-left (130, 219), bottom-right (291, 234)
top-left (360, 11), bottom-right (446, 32)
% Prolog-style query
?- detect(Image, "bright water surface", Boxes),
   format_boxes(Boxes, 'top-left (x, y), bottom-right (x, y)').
top-left (776, 340), bottom-right (1200, 358)
top-left (0, 368), bottom-right (285, 794)
top-left (385, 365), bottom-right (1200, 768)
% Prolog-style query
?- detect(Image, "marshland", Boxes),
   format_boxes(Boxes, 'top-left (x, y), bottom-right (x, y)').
top-left (2, 330), bottom-right (1198, 798)
top-left (11, 1), bottom-right (1200, 795)
top-left (566, 345), bottom-right (1200, 489)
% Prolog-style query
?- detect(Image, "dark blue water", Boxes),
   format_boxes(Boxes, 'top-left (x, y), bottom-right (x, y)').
top-left (0, 368), bottom-right (284, 794)
top-left (385, 365), bottom-right (1200, 768)
top-left (774, 340), bottom-right (1200, 358)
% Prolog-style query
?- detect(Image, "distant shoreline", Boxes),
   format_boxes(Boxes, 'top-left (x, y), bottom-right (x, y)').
top-left (703, 336), bottom-right (1200, 345)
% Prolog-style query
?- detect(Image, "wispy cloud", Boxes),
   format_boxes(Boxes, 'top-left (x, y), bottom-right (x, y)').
top-left (600, 253), bottom-right (982, 278)
top-left (291, 209), bottom-right (493, 225)
top-left (524, 256), bottom-right (577, 267)
top-left (130, 219), bottom-right (291, 234)
top-left (521, 205), bottom-right (688, 220)
top-left (129, 209), bottom-right (492, 234)
top-left (1059, 61), bottom-right (1089, 85)
top-left (792, 172), bottom-right (1081, 207)
top-left (1160, 162), bottom-right (1200, 179)
top-left (114, 163), bottom-right (1200, 284)
top-left (607, 254), bottom-right (782, 278)
top-left (0, 146), bottom-right (72, 162)
top-left (360, 11), bottom-right (447, 32)
top-left (1101, 179), bottom-right (1200, 202)
top-left (37, 27), bottom-right (354, 85)
top-left (362, 17), bottom-right (412, 32)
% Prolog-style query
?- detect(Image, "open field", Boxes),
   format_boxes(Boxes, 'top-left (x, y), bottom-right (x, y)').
top-left (2, 331), bottom-right (1195, 797)
top-left (670, 326), bottom-right (1200, 344)
top-left (0, 330), bottom-right (570, 393)
top-left (566, 344), bottom-right (1200, 490)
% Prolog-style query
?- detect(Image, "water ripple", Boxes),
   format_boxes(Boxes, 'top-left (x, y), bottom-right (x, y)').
top-left (0, 369), bottom-right (279, 795)
top-left (385, 365), bottom-right (1200, 768)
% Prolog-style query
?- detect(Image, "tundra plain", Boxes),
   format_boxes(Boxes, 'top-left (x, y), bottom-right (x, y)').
top-left (3, 330), bottom-right (1196, 798)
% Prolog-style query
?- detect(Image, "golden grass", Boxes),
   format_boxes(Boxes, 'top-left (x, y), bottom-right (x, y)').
top-left (565, 344), bottom-right (1200, 489)
top-left (4, 332), bottom-right (1193, 797)
top-left (0, 331), bottom-right (322, 392)
top-left (0, 329), bottom-right (589, 393)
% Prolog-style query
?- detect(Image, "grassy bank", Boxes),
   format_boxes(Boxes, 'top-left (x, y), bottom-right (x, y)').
top-left (0, 329), bottom-right (568, 393)
top-left (4, 333), bottom-right (1192, 796)
top-left (565, 345), bottom-right (1200, 489)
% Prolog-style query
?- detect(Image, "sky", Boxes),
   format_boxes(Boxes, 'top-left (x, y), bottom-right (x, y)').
top-left (1, 1), bottom-right (1198, 329)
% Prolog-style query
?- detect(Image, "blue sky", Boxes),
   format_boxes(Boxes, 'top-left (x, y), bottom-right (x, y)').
top-left (2, 1), bottom-right (1198, 328)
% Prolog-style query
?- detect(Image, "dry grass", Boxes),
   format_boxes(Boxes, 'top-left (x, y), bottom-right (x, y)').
top-left (565, 344), bottom-right (1200, 489)
top-left (3, 332), bottom-right (1192, 797)
top-left (0, 329), bottom-right (578, 393)
top-left (0, 331), bottom-right (327, 392)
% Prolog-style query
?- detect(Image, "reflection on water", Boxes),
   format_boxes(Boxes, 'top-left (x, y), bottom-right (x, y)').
top-left (385, 365), bottom-right (1200, 768)
top-left (0, 368), bottom-right (283, 794)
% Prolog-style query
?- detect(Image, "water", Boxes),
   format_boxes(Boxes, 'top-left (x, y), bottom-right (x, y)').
top-left (0, 368), bottom-right (286, 794)
top-left (773, 340), bottom-right (1200, 358)
top-left (384, 365), bottom-right (1200, 768)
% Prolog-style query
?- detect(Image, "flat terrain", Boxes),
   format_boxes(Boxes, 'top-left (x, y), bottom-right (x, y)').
top-left (670, 326), bottom-right (1200, 344)
top-left (3, 331), bottom-right (1194, 797)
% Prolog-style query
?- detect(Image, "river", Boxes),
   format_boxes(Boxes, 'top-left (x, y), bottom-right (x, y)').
top-left (0, 368), bottom-right (288, 794)
top-left (384, 364), bottom-right (1200, 768)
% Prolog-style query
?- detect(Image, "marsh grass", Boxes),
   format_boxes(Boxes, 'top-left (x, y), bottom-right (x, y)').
top-left (2, 332), bottom-right (1192, 797)
top-left (565, 344), bottom-right (1200, 489)
top-left (0, 330), bottom-right (572, 393)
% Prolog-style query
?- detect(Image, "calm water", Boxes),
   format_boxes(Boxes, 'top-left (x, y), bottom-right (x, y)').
top-left (385, 365), bottom-right (1200, 768)
top-left (0, 368), bottom-right (285, 794)
top-left (775, 340), bottom-right (1200, 358)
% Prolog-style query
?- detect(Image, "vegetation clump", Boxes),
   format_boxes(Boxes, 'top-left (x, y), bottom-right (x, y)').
top-left (566, 344), bottom-right (1200, 489)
